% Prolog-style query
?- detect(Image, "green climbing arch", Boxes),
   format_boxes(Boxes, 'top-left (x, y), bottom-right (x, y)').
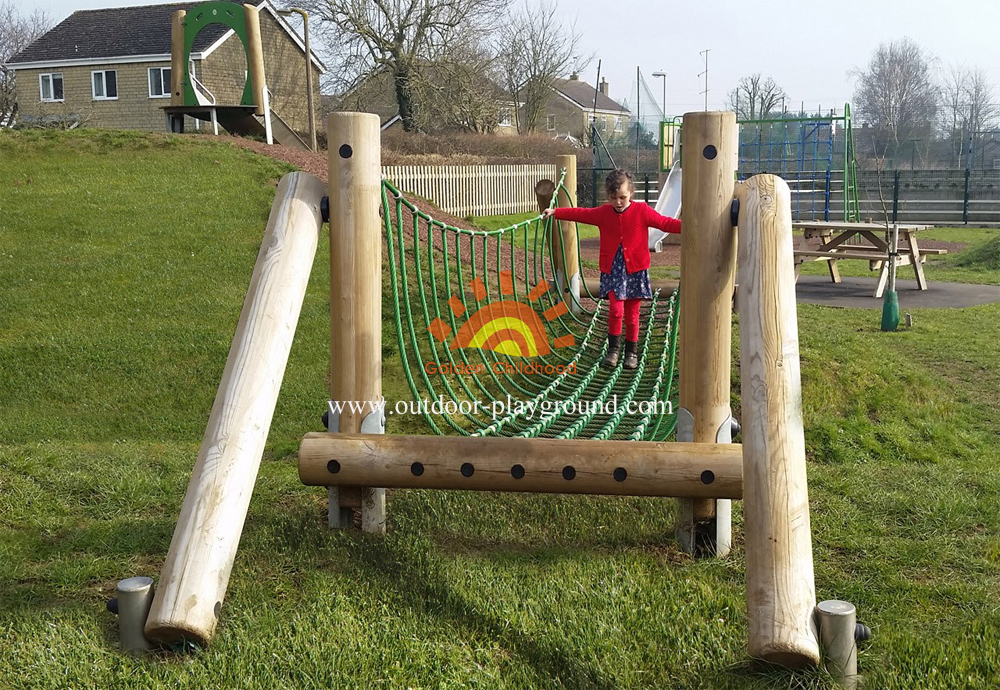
top-left (382, 173), bottom-right (681, 441)
top-left (180, 2), bottom-right (257, 107)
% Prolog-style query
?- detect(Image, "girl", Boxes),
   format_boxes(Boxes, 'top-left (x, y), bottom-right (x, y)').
top-left (542, 169), bottom-right (680, 370)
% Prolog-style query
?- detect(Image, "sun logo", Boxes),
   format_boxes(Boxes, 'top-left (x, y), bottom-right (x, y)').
top-left (428, 271), bottom-right (576, 357)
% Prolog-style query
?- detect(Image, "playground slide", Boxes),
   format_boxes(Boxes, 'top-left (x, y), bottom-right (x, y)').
top-left (144, 172), bottom-right (326, 647)
top-left (648, 160), bottom-right (682, 252)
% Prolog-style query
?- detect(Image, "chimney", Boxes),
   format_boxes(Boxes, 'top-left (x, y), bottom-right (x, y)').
top-left (599, 78), bottom-right (609, 96)
top-left (569, 72), bottom-right (579, 81)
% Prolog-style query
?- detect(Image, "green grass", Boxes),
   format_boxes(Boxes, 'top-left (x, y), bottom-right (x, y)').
top-left (2, 130), bottom-right (1000, 688)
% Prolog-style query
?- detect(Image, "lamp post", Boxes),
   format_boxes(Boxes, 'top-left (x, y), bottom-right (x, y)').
top-left (651, 71), bottom-right (667, 119)
top-left (277, 7), bottom-right (317, 152)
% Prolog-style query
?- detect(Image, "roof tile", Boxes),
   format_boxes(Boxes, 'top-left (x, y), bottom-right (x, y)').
top-left (554, 78), bottom-right (628, 113)
top-left (9, 2), bottom-right (231, 64)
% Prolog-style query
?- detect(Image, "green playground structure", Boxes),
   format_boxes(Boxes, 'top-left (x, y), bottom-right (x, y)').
top-left (660, 104), bottom-right (860, 223)
top-left (163, 1), bottom-right (308, 149)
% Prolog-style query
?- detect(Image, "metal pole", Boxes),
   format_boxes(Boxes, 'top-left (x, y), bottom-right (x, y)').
top-left (964, 168), bottom-right (971, 224)
top-left (892, 169), bottom-right (899, 224)
top-left (302, 12), bottom-right (316, 152)
top-left (699, 50), bottom-right (710, 111)
top-left (635, 66), bottom-right (640, 173)
top-left (652, 71), bottom-right (667, 119)
top-left (279, 8), bottom-right (317, 152)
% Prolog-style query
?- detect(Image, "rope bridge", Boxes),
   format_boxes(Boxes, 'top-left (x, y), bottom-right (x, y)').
top-left (382, 174), bottom-right (680, 441)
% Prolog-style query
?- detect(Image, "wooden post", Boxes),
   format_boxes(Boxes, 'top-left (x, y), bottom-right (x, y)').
top-left (327, 112), bottom-right (385, 533)
top-left (554, 155), bottom-right (581, 313)
top-left (170, 11), bottom-right (185, 107)
top-left (144, 172), bottom-right (326, 647)
top-left (677, 111), bottom-right (737, 557)
top-left (300, 434), bottom-right (743, 498)
top-left (243, 4), bottom-right (268, 117)
top-left (735, 174), bottom-right (820, 668)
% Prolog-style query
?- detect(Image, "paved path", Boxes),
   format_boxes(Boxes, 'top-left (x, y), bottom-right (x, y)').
top-left (795, 275), bottom-right (1000, 309)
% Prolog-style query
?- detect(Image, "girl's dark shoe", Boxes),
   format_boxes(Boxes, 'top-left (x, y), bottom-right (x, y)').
top-left (623, 340), bottom-right (639, 370)
top-left (602, 334), bottom-right (621, 369)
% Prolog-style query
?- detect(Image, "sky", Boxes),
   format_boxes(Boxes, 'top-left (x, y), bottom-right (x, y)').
top-left (13, 0), bottom-right (1000, 119)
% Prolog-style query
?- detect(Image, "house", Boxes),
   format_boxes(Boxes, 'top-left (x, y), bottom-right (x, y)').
top-left (543, 75), bottom-right (629, 141)
top-left (329, 67), bottom-right (628, 140)
top-left (5, 1), bottom-right (323, 135)
top-left (332, 65), bottom-right (518, 135)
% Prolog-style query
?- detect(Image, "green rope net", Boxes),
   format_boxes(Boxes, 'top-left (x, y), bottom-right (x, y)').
top-left (382, 172), bottom-right (679, 441)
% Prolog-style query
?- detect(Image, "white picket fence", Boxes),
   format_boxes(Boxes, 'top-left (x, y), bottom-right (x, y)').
top-left (381, 164), bottom-right (558, 217)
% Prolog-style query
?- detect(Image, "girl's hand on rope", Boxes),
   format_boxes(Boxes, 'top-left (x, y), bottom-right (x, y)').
top-left (541, 208), bottom-right (555, 219)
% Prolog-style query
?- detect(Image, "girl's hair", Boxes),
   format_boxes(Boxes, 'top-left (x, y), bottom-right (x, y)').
top-left (605, 169), bottom-right (634, 195)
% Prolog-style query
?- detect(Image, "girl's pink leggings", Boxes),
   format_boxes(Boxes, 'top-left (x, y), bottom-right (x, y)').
top-left (607, 291), bottom-right (641, 342)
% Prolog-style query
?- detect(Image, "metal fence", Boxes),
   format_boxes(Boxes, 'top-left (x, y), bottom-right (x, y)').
top-left (836, 169), bottom-right (1000, 225)
top-left (579, 167), bottom-right (662, 208)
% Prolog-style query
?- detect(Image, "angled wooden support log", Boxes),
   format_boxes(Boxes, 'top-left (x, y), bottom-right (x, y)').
top-left (145, 171), bottom-right (326, 647)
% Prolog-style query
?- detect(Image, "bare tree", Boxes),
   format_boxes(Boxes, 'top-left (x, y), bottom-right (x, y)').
top-left (302, 0), bottom-right (503, 132)
top-left (965, 67), bottom-right (997, 134)
top-left (940, 64), bottom-right (969, 166)
top-left (417, 42), bottom-right (503, 133)
top-left (726, 73), bottom-right (787, 120)
top-left (494, 0), bottom-right (585, 133)
top-left (852, 38), bottom-right (938, 159)
top-left (0, 1), bottom-right (52, 126)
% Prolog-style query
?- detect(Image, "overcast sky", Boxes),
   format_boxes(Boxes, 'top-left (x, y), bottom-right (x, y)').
top-left (14, 0), bottom-right (1000, 118)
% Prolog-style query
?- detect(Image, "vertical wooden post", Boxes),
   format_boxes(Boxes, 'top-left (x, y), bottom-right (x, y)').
top-left (677, 111), bottom-right (737, 557)
top-left (327, 112), bottom-right (385, 534)
top-left (144, 172), bottom-right (326, 646)
top-left (243, 5), bottom-right (268, 117)
top-left (170, 11), bottom-right (185, 107)
top-left (554, 154), bottom-right (581, 312)
top-left (736, 174), bottom-right (820, 668)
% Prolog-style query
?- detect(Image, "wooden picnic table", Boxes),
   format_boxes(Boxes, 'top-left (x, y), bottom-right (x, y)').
top-left (792, 221), bottom-right (944, 298)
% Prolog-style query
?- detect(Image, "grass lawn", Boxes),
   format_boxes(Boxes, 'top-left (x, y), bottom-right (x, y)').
top-left (2, 130), bottom-right (1000, 688)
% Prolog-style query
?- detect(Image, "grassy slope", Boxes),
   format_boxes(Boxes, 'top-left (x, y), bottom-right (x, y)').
top-left (1, 131), bottom-right (999, 689)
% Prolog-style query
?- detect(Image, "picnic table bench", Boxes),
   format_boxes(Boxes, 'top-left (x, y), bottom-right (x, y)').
top-left (792, 221), bottom-right (945, 298)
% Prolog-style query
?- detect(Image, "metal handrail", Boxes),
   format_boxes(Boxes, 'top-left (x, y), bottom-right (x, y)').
top-left (189, 62), bottom-right (216, 106)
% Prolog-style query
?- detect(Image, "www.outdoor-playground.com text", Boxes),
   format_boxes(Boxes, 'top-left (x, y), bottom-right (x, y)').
top-left (328, 395), bottom-right (673, 422)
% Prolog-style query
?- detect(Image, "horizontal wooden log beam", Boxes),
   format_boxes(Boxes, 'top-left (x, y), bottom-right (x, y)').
top-left (299, 433), bottom-right (742, 499)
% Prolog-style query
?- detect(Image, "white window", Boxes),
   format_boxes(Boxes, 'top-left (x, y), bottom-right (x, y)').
top-left (92, 70), bottom-right (118, 100)
top-left (614, 116), bottom-right (623, 133)
top-left (39, 73), bottom-right (64, 102)
top-left (148, 67), bottom-right (171, 98)
top-left (499, 108), bottom-right (512, 127)
top-left (546, 114), bottom-right (555, 131)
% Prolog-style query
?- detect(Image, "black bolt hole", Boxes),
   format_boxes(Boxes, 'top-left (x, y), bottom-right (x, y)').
top-left (461, 463), bottom-right (475, 477)
top-left (411, 462), bottom-right (424, 476)
top-left (562, 465), bottom-right (576, 480)
top-left (613, 467), bottom-right (628, 482)
top-left (511, 464), bottom-right (525, 479)
top-left (700, 470), bottom-right (715, 485)
top-left (703, 145), bottom-right (717, 160)
top-left (338, 144), bottom-right (353, 159)
top-left (327, 460), bottom-right (341, 474)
